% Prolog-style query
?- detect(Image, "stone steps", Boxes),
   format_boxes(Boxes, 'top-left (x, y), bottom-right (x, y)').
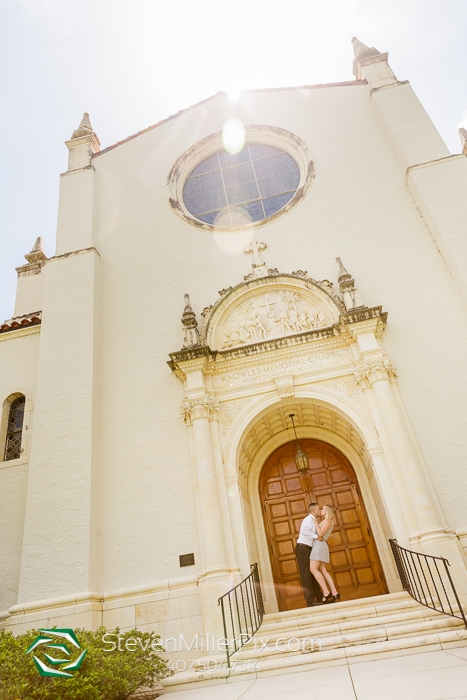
top-left (160, 592), bottom-right (467, 693)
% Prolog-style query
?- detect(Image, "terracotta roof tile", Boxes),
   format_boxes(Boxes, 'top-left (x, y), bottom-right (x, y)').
top-left (1, 312), bottom-right (42, 333)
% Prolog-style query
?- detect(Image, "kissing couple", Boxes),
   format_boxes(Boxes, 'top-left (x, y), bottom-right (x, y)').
top-left (294, 502), bottom-right (340, 606)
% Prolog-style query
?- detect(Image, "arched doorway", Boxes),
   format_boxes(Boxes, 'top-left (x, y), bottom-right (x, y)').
top-left (260, 439), bottom-right (387, 611)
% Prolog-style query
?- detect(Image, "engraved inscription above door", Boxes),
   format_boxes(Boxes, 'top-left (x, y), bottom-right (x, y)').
top-left (260, 439), bottom-right (387, 611)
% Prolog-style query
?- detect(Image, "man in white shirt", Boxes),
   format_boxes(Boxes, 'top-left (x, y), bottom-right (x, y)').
top-left (295, 503), bottom-right (324, 606)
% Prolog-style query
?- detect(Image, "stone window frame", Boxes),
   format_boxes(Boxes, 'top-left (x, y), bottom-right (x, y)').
top-left (0, 389), bottom-right (32, 469)
top-left (167, 125), bottom-right (315, 232)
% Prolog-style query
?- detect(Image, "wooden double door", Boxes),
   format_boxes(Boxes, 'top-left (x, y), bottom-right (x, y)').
top-left (260, 439), bottom-right (387, 611)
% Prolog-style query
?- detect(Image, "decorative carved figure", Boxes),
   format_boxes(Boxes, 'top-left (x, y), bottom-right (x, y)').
top-left (218, 289), bottom-right (332, 350)
top-left (298, 310), bottom-right (311, 331)
top-left (253, 313), bottom-right (267, 341)
top-left (279, 308), bottom-right (295, 335)
top-left (315, 310), bottom-right (327, 327)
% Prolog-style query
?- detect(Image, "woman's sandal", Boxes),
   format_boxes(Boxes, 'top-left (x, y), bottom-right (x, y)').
top-left (332, 593), bottom-right (341, 603)
top-left (323, 592), bottom-right (334, 604)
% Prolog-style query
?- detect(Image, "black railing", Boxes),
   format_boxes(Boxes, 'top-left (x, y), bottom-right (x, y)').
top-left (389, 539), bottom-right (467, 629)
top-left (218, 563), bottom-right (265, 668)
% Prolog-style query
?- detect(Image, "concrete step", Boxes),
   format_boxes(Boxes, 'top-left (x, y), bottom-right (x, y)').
top-left (259, 595), bottom-right (435, 635)
top-left (188, 611), bottom-right (464, 667)
top-left (160, 593), bottom-right (467, 694)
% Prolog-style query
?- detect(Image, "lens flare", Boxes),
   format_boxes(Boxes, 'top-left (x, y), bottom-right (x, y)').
top-left (213, 229), bottom-right (253, 256)
top-left (227, 87), bottom-right (241, 104)
top-left (222, 118), bottom-right (245, 154)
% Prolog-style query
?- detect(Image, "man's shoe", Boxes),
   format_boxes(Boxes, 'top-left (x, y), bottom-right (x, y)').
top-left (307, 600), bottom-right (325, 607)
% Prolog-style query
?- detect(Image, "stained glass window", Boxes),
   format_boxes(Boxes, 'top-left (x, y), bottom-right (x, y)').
top-left (183, 144), bottom-right (300, 226)
top-left (4, 396), bottom-right (25, 461)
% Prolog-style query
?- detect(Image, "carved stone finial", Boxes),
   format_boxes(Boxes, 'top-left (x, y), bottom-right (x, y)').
top-left (70, 113), bottom-right (96, 140)
top-left (336, 257), bottom-right (365, 311)
top-left (24, 237), bottom-right (47, 264)
top-left (181, 294), bottom-right (200, 348)
top-left (459, 128), bottom-right (467, 155)
top-left (351, 37), bottom-right (380, 59)
top-left (336, 257), bottom-right (350, 280)
top-left (351, 36), bottom-right (395, 85)
top-left (65, 112), bottom-right (100, 172)
top-left (244, 240), bottom-right (268, 278)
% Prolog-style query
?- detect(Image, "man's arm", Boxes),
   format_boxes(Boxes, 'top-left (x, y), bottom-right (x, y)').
top-left (301, 517), bottom-right (318, 540)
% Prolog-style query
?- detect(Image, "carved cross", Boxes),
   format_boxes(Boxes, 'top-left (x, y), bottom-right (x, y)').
top-left (259, 293), bottom-right (276, 315)
top-left (244, 240), bottom-right (267, 267)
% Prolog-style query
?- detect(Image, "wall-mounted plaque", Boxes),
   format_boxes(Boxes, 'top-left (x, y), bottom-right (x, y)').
top-left (179, 553), bottom-right (195, 567)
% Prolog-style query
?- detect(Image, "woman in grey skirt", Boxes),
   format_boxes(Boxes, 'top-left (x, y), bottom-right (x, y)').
top-left (310, 505), bottom-right (340, 603)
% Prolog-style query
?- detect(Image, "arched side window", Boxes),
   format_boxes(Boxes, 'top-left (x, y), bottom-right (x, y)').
top-left (4, 396), bottom-right (25, 461)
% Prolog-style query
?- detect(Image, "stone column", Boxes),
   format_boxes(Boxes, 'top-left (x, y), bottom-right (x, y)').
top-left (360, 380), bottom-right (415, 541)
top-left (209, 418), bottom-right (241, 580)
top-left (224, 476), bottom-right (252, 579)
top-left (357, 359), bottom-right (443, 537)
top-left (355, 350), bottom-right (467, 601)
top-left (181, 396), bottom-right (231, 641)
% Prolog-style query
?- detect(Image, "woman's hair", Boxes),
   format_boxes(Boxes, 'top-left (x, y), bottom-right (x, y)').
top-left (323, 504), bottom-right (334, 519)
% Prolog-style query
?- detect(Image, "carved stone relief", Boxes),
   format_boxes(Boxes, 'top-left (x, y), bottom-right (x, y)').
top-left (219, 290), bottom-right (331, 350)
top-left (328, 378), bottom-right (363, 404)
top-left (220, 400), bottom-right (246, 435)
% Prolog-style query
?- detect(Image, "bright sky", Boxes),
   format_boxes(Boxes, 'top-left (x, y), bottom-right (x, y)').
top-left (1, 0), bottom-right (466, 322)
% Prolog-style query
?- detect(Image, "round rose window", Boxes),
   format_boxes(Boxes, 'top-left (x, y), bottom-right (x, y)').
top-left (182, 144), bottom-right (300, 227)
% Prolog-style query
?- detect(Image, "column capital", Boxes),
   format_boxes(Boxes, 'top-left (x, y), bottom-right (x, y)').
top-left (181, 395), bottom-right (220, 424)
top-left (354, 357), bottom-right (397, 387)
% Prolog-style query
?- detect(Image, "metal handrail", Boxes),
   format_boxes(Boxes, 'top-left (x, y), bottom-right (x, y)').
top-left (389, 539), bottom-right (467, 629)
top-left (218, 563), bottom-right (265, 668)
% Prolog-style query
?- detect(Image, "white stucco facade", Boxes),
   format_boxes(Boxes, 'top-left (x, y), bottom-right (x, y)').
top-left (1, 39), bottom-right (467, 643)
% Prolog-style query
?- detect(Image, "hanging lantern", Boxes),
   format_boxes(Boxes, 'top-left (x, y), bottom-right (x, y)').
top-left (295, 443), bottom-right (309, 474)
top-left (289, 413), bottom-right (309, 475)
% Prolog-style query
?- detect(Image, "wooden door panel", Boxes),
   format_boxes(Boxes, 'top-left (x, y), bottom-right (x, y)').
top-left (260, 439), bottom-right (387, 611)
top-left (271, 502), bottom-right (287, 518)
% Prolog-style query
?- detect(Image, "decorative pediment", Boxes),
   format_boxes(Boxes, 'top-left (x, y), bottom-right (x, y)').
top-left (200, 275), bottom-right (344, 352)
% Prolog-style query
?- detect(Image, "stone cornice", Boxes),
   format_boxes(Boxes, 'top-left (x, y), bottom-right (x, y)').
top-left (405, 153), bottom-right (466, 183)
top-left (338, 306), bottom-right (387, 327)
top-left (168, 345), bottom-right (212, 366)
top-left (217, 324), bottom-right (338, 359)
top-left (212, 334), bottom-right (351, 375)
top-left (169, 306), bottom-right (387, 378)
top-left (45, 246), bottom-right (101, 264)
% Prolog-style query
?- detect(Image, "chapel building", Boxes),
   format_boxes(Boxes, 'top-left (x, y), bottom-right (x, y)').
top-left (1, 38), bottom-right (467, 671)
